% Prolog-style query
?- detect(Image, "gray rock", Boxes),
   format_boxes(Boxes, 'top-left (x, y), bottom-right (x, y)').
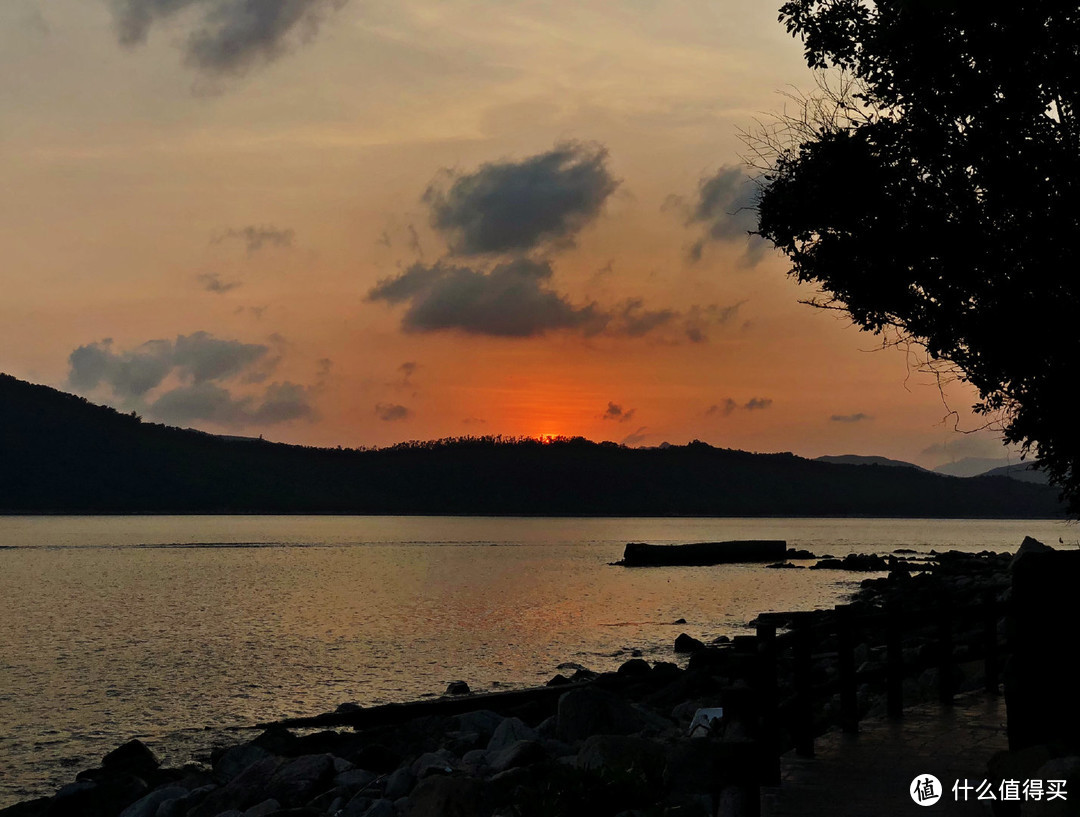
top-left (674, 633), bottom-right (706, 654)
top-left (213, 744), bottom-right (274, 784)
top-left (556, 687), bottom-right (646, 743)
top-left (334, 768), bottom-right (378, 790)
top-left (189, 756), bottom-right (284, 817)
top-left (452, 710), bottom-right (503, 741)
top-left (576, 735), bottom-right (665, 786)
top-left (241, 799), bottom-right (281, 816)
top-left (384, 765), bottom-right (416, 799)
top-left (363, 798), bottom-right (396, 817)
top-left (103, 739), bottom-right (161, 777)
top-left (461, 749), bottom-right (488, 769)
top-left (1011, 535), bottom-right (1054, 569)
top-left (411, 750), bottom-right (455, 779)
top-left (486, 717), bottom-right (538, 753)
top-left (338, 792), bottom-right (374, 817)
top-left (487, 739), bottom-right (546, 774)
top-left (536, 716), bottom-right (557, 739)
top-left (265, 753), bottom-right (336, 807)
top-left (402, 775), bottom-right (481, 817)
top-left (118, 785), bottom-right (189, 817)
top-left (445, 680), bottom-right (471, 695)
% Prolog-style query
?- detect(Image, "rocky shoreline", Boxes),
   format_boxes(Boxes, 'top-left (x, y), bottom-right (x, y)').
top-left (0, 547), bottom-right (1028, 817)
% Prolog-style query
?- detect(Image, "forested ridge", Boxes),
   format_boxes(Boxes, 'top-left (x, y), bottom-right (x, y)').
top-left (0, 374), bottom-right (1061, 517)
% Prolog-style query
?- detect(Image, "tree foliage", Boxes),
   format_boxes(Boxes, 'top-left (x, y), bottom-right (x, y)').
top-left (755, 1), bottom-right (1080, 512)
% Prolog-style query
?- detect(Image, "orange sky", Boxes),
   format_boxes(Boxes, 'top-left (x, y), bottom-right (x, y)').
top-left (0, 0), bottom-right (1021, 469)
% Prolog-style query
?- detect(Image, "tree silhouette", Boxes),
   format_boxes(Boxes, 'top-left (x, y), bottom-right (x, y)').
top-left (755, 2), bottom-right (1080, 512)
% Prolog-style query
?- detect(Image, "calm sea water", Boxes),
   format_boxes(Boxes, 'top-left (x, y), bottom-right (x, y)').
top-left (0, 515), bottom-right (1072, 806)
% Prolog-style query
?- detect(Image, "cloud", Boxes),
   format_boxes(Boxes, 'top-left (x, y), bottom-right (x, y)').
top-left (368, 257), bottom-right (746, 343)
top-left (683, 166), bottom-right (768, 266)
top-left (367, 258), bottom-right (605, 338)
top-left (423, 142), bottom-right (618, 255)
top-left (109, 0), bottom-right (346, 75)
top-left (706, 399), bottom-right (738, 417)
top-left (149, 380), bottom-right (315, 426)
top-left (214, 225), bottom-right (295, 253)
top-left (615, 299), bottom-right (676, 338)
top-left (682, 301), bottom-right (745, 343)
top-left (67, 331), bottom-right (315, 428)
top-left (68, 338), bottom-right (175, 398)
top-left (602, 402), bottom-right (637, 423)
top-left (621, 426), bottom-right (650, 446)
top-left (706, 397), bottom-right (773, 416)
top-left (375, 402), bottom-right (411, 421)
top-left (831, 412), bottom-right (872, 423)
top-left (198, 272), bottom-right (242, 293)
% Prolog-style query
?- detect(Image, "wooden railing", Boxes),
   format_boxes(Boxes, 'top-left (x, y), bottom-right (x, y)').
top-left (717, 588), bottom-right (1010, 804)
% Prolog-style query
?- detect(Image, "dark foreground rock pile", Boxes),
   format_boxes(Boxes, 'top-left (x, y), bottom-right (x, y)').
top-left (0, 547), bottom-right (1031, 817)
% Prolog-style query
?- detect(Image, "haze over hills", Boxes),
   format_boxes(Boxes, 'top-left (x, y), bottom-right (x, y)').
top-left (814, 454), bottom-right (928, 471)
top-left (816, 454), bottom-right (1048, 484)
top-left (0, 374), bottom-right (1063, 517)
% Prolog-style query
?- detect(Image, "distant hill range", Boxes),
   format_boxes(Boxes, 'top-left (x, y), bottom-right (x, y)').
top-left (814, 454), bottom-right (930, 471)
top-left (816, 453), bottom-right (1049, 484)
top-left (0, 374), bottom-right (1063, 517)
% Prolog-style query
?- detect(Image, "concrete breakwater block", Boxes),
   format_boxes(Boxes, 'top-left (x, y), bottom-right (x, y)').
top-left (616, 540), bottom-right (787, 567)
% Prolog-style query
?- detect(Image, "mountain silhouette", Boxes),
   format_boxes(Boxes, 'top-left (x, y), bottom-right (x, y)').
top-left (0, 374), bottom-right (1063, 517)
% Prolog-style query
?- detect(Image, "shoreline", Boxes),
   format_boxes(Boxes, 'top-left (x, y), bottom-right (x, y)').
top-left (1, 547), bottom-right (1026, 817)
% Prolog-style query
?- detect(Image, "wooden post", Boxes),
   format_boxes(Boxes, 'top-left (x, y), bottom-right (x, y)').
top-left (837, 606), bottom-right (859, 734)
top-left (793, 623), bottom-right (815, 756)
top-left (937, 595), bottom-right (955, 706)
top-left (982, 589), bottom-right (999, 695)
top-left (886, 598), bottom-right (904, 719)
top-left (756, 622), bottom-right (780, 786)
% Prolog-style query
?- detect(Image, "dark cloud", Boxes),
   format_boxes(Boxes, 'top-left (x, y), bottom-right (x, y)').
top-left (706, 397), bottom-right (773, 416)
top-left (149, 380), bottom-right (314, 426)
top-left (215, 225), bottom-right (295, 253)
top-left (621, 426), bottom-right (650, 446)
top-left (684, 166), bottom-right (768, 266)
top-left (367, 258), bottom-right (605, 338)
top-left (831, 412), bottom-right (872, 423)
top-left (67, 331), bottom-right (314, 428)
top-left (198, 272), bottom-right (242, 293)
top-left (424, 142), bottom-right (618, 255)
top-left (109, 0), bottom-right (346, 75)
top-left (368, 257), bottom-right (747, 343)
top-left (616, 299), bottom-right (676, 338)
top-left (705, 399), bottom-right (738, 418)
top-left (375, 402), bottom-right (411, 422)
top-left (602, 402), bottom-right (637, 423)
top-left (68, 338), bottom-right (174, 397)
top-left (683, 301), bottom-right (745, 343)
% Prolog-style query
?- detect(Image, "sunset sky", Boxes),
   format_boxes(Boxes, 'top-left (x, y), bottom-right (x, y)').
top-left (0, 0), bottom-right (1020, 468)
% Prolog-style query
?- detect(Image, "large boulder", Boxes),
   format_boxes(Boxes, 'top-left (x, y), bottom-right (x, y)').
top-left (213, 743), bottom-right (274, 783)
top-left (189, 756), bottom-right (284, 816)
top-left (402, 775), bottom-right (482, 817)
top-left (487, 740), bottom-right (546, 774)
top-left (576, 735), bottom-right (665, 787)
top-left (556, 688), bottom-right (646, 743)
top-left (102, 740), bottom-right (160, 778)
top-left (264, 753), bottom-right (336, 806)
top-left (486, 717), bottom-right (538, 753)
top-left (118, 785), bottom-right (189, 817)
